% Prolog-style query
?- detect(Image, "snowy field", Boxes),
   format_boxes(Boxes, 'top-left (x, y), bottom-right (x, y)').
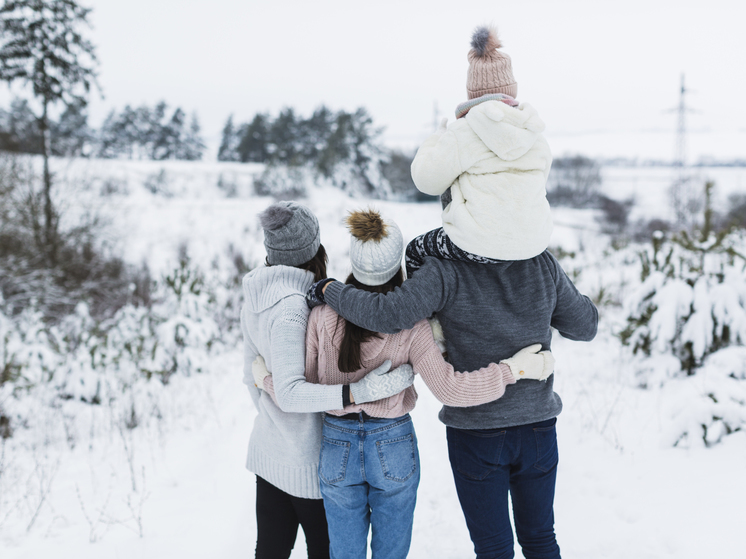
top-left (2, 157), bottom-right (746, 558)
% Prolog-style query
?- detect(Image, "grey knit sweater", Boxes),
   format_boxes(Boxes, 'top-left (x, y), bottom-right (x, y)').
top-left (324, 251), bottom-right (598, 429)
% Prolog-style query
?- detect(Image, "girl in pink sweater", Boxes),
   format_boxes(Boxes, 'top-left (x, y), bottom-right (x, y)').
top-left (304, 209), bottom-right (553, 559)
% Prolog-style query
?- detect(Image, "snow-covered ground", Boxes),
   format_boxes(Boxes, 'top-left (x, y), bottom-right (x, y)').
top-left (2, 157), bottom-right (746, 558)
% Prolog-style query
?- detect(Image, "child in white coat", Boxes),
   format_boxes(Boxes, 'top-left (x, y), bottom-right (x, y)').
top-left (407, 26), bottom-right (553, 272)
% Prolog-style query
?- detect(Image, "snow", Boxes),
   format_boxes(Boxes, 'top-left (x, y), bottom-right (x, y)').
top-left (2, 157), bottom-right (746, 557)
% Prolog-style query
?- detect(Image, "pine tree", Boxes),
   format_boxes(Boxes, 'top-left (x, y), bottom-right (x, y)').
top-left (182, 112), bottom-right (205, 161)
top-left (95, 109), bottom-right (120, 158)
top-left (50, 98), bottom-right (90, 156)
top-left (317, 111), bottom-right (352, 178)
top-left (0, 97), bottom-right (42, 153)
top-left (115, 105), bottom-right (140, 158)
top-left (300, 105), bottom-right (333, 163)
top-left (0, 0), bottom-right (99, 264)
top-left (217, 114), bottom-right (239, 161)
top-left (147, 102), bottom-right (167, 158)
top-left (268, 108), bottom-right (300, 163)
top-left (236, 113), bottom-right (270, 163)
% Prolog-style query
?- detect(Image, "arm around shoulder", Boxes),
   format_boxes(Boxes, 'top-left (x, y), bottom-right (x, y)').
top-left (323, 259), bottom-right (450, 334)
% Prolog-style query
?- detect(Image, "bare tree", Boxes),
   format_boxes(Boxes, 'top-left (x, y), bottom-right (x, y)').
top-left (0, 0), bottom-right (99, 264)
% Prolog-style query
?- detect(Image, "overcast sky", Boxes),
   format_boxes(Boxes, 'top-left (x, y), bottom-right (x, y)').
top-left (4, 0), bottom-right (746, 159)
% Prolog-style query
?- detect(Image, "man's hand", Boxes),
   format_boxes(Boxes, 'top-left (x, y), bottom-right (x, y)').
top-left (306, 278), bottom-right (335, 308)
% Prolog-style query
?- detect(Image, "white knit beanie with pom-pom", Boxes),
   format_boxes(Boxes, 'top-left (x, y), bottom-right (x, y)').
top-left (346, 209), bottom-right (403, 286)
top-left (466, 26), bottom-right (517, 99)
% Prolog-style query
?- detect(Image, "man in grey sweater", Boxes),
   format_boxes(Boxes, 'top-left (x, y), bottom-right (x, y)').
top-left (314, 248), bottom-right (597, 559)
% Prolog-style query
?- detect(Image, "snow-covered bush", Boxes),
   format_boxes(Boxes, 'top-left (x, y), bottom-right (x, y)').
top-left (0, 252), bottom-right (233, 438)
top-left (253, 163), bottom-right (309, 199)
top-left (620, 184), bottom-right (746, 445)
top-left (621, 229), bottom-right (746, 375)
top-left (253, 157), bottom-right (395, 201)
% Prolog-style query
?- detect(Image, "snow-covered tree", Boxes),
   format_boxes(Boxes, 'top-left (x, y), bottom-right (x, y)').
top-left (0, 97), bottom-right (42, 153)
top-left (0, 0), bottom-right (99, 263)
top-left (50, 98), bottom-right (91, 156)
top-left (95, 102), bottom-right (205, 161)
top-left (217, 115), bottom-right (240, 162)
top-left (620, 182), bottom-right (746, 446)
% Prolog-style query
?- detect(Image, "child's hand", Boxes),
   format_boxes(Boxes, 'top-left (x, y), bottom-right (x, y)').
top-left (438, 117), bottom-right (448, 132)
top-left (428, 317), bottom-right (447, 354)
top-left (252, 355), bottom-right (271, 388)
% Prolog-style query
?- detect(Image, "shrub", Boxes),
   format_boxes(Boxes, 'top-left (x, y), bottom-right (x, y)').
top-left (0, 250), bottom-right (230, 438)
top-left (143, 169), bottom-right (172, 197)
top-left (547, 155), bottom-right (602, 208)
top-left (253, 163), bottom-right (308, 199)
top-left (619, 182), bottom-right (746, 446)
top-left (0, 154), bottom-right (152, 321)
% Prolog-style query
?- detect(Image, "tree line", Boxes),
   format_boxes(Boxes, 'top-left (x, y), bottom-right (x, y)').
top-left (218, 106), bottom-right (417, 199)
top-left (0, 97), bottom-right (206, 161)
top-left (219, 106), bottom-right (378, 173)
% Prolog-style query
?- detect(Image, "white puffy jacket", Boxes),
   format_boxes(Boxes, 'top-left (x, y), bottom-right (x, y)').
top-left (411, 100), bottom-right (553, 260)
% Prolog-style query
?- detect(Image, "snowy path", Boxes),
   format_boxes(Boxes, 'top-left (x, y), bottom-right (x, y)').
top-left (3, 332), bottom-right (745, 558)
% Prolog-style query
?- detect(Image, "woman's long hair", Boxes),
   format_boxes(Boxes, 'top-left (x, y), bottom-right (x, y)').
top-left (337, 268), bottom-right (404, 373)
top-left (265, 244), bottom-right (328, 283)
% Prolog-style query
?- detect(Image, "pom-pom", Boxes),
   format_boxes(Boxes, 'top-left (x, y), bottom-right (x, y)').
top-left (259, 203), bottom-right (294, 230)
top-left (346, 209), bottom-right (387, 242)
top-left (470, 26), bottom-right (502, 58)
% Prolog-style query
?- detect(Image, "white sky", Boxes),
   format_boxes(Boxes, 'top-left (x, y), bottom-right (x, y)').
top-left (4, 0), bottom-right (746, 158)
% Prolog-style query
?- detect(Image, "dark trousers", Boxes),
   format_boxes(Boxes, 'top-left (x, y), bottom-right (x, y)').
top-left (255, 476), bottom-right (330, 559)
top-left (447, 418), bottom-right (561, 559)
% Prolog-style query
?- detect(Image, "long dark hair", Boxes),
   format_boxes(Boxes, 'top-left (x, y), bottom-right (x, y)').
top-left (265, 244), bottom-right (328, 283)
top-left (337, 268), bottom-right (404, 373)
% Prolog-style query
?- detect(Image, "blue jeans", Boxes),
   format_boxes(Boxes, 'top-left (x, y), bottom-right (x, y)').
top-left (318, 413), bottom-right (420, 559)
top-left (447, 418), bottom-right (561, 559)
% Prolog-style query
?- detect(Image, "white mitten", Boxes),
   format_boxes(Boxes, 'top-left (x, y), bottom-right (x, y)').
top-left (500, 344), bottom-right (555, 381)
top-left (438, 117), bottom-right (448, 132)
top-left (349, 360), bottom-right (415, 404)
top-left (252, 355), bottom-right (271, 388)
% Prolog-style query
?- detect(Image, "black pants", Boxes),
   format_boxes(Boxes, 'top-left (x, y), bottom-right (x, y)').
top-left (255, 476), bottom-right (330, 559)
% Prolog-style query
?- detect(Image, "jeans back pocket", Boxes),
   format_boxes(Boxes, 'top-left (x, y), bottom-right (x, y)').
top-left (376, 434), bottom-right (417, 482)
top-left (532, 420), bottom-right (558, 473)
top-left (447, 428), bottom-right (507, 481)
top-left (319, 437), bottom-right (351, 484)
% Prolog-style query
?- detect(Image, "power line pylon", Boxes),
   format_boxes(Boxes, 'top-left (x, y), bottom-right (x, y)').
top-left (668, 74), bottom-right (698, 230)
top-left (674, 74), bottom-right (690, 175)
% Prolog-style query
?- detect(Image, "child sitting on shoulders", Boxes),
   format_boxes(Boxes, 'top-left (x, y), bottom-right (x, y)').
top-left (408, 25), bottom-right (553, 274)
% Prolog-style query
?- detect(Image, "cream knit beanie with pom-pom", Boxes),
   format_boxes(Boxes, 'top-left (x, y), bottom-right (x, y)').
top-left (346, 209), bottom-right (403, 286)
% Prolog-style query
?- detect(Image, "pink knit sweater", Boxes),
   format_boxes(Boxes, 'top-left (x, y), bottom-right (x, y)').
top-left (305, 305), bottom-right (516, 418)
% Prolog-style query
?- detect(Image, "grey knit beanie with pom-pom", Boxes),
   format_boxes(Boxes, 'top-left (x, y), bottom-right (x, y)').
top-left (259, 201), bottom-right (320, 266)
top-left (466, 26), bottom-right (517, 99)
